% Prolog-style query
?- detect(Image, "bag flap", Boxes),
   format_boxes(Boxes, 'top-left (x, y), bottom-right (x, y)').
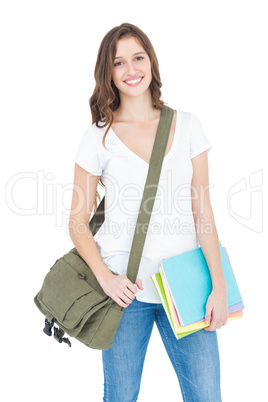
top-left (37, 258), bottom-right (105, 325)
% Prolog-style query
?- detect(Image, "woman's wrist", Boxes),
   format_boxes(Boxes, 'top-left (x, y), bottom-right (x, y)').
top-left (95, 264), bottom-right (114, 285)
top-left (212, 278), bottom-right (227, 293)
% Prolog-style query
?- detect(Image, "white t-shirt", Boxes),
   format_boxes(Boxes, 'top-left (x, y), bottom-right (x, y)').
top-left (74, 109), bottom-right (213, 303)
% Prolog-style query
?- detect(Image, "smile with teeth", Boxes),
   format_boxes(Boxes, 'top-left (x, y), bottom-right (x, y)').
top-left (124, 77), bottom-right (143, 85)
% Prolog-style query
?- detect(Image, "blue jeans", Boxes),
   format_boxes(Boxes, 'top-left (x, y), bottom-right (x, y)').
top-left (102, 298), bottom-right (222, 402)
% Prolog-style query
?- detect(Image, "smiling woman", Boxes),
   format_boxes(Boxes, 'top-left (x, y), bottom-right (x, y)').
top-left (69, 22), bottom-right (225, 402)
top-left (111, 37), bottom-right (152, 96)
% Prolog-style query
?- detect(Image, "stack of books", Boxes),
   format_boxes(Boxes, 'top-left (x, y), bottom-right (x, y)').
top-left (151, 241), bottom-right (245, 340)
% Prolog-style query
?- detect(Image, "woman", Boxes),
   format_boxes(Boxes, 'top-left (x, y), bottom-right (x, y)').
top-left (69, 22), bottom-right (228, 402)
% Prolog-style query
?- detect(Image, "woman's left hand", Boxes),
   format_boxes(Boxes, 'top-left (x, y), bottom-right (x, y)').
top-left (204, 287), bottom-right (229, 331)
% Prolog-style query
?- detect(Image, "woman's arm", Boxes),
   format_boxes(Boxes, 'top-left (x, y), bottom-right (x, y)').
top-left (69, 163), bottom-right (113, 283)
top-left (191, 151), bottom-right (229, 331)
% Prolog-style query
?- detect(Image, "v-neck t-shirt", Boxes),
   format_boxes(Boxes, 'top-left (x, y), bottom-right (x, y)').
top-left (74, 109), bottom-right (213, 303)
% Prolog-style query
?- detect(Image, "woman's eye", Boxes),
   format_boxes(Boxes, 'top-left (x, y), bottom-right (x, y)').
top-left (114, 56), bottom-right (144, 67)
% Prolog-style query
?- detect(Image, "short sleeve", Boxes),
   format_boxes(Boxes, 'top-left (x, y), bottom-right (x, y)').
top-left (74, 126), bottom-right (102, 176)
top-left (189, 113), bottom-right (213, 159)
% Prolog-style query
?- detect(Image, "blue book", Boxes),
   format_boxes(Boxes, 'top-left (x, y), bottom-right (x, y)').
top-left (161, 240), bottom-right (244, 326)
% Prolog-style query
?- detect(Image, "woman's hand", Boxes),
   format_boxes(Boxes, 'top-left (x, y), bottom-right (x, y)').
top-left (98, 272), bottom-right (144, 308)
top-left (204, 286), bottom-right (229, 331)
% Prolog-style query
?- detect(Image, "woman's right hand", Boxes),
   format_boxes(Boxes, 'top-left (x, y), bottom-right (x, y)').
top-left (98, 272), bottom-right (144, 308)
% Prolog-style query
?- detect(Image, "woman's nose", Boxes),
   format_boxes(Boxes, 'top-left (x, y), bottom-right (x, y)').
top-left (126, 62), bottom-right (138, 75)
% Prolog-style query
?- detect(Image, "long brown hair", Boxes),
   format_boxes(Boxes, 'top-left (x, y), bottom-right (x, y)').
top-left (89, 22), bottom-right (166, 213)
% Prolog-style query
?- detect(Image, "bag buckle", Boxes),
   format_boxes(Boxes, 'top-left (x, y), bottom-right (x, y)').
top-left (43, 318), bottom-right (71, 347)
top-left (43, 318), bottom-right (54, 336)
top-left (54, 326), bottom-right (72, 347)
top-left (54, 327), bottom-right (63, 343)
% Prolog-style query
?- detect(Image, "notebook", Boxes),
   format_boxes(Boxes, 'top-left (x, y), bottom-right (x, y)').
top-left (151, 272), bottom-right (202, 339)
top-left (151, 272), bottom-right (243, 338)
top-left (160, 240), bottom-right (244, 326)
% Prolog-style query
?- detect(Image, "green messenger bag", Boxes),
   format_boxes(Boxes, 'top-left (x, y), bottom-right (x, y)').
top-left (34, 105), bottom-right (174, 350)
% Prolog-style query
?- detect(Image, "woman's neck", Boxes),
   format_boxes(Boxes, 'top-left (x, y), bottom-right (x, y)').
top-left (114, 94), bottom-right (159, 123)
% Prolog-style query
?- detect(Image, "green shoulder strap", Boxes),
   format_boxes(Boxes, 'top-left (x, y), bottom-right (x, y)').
top-left (89, 105), bottom-right (174, 283)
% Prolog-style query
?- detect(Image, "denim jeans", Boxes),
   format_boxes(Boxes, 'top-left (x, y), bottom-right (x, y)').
top-left (102, 298), bottom-right (222, 402)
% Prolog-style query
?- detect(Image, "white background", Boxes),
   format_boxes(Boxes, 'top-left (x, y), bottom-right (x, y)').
top-left (1, 0), bottom-right (267, 401)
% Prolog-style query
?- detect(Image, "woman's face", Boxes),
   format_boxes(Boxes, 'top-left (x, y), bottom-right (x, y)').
top-left (111, 36), bottom-right (152, 98)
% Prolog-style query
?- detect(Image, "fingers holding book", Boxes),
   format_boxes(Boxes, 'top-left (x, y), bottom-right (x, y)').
top-left (204, 288), bottom-right (229, 331)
